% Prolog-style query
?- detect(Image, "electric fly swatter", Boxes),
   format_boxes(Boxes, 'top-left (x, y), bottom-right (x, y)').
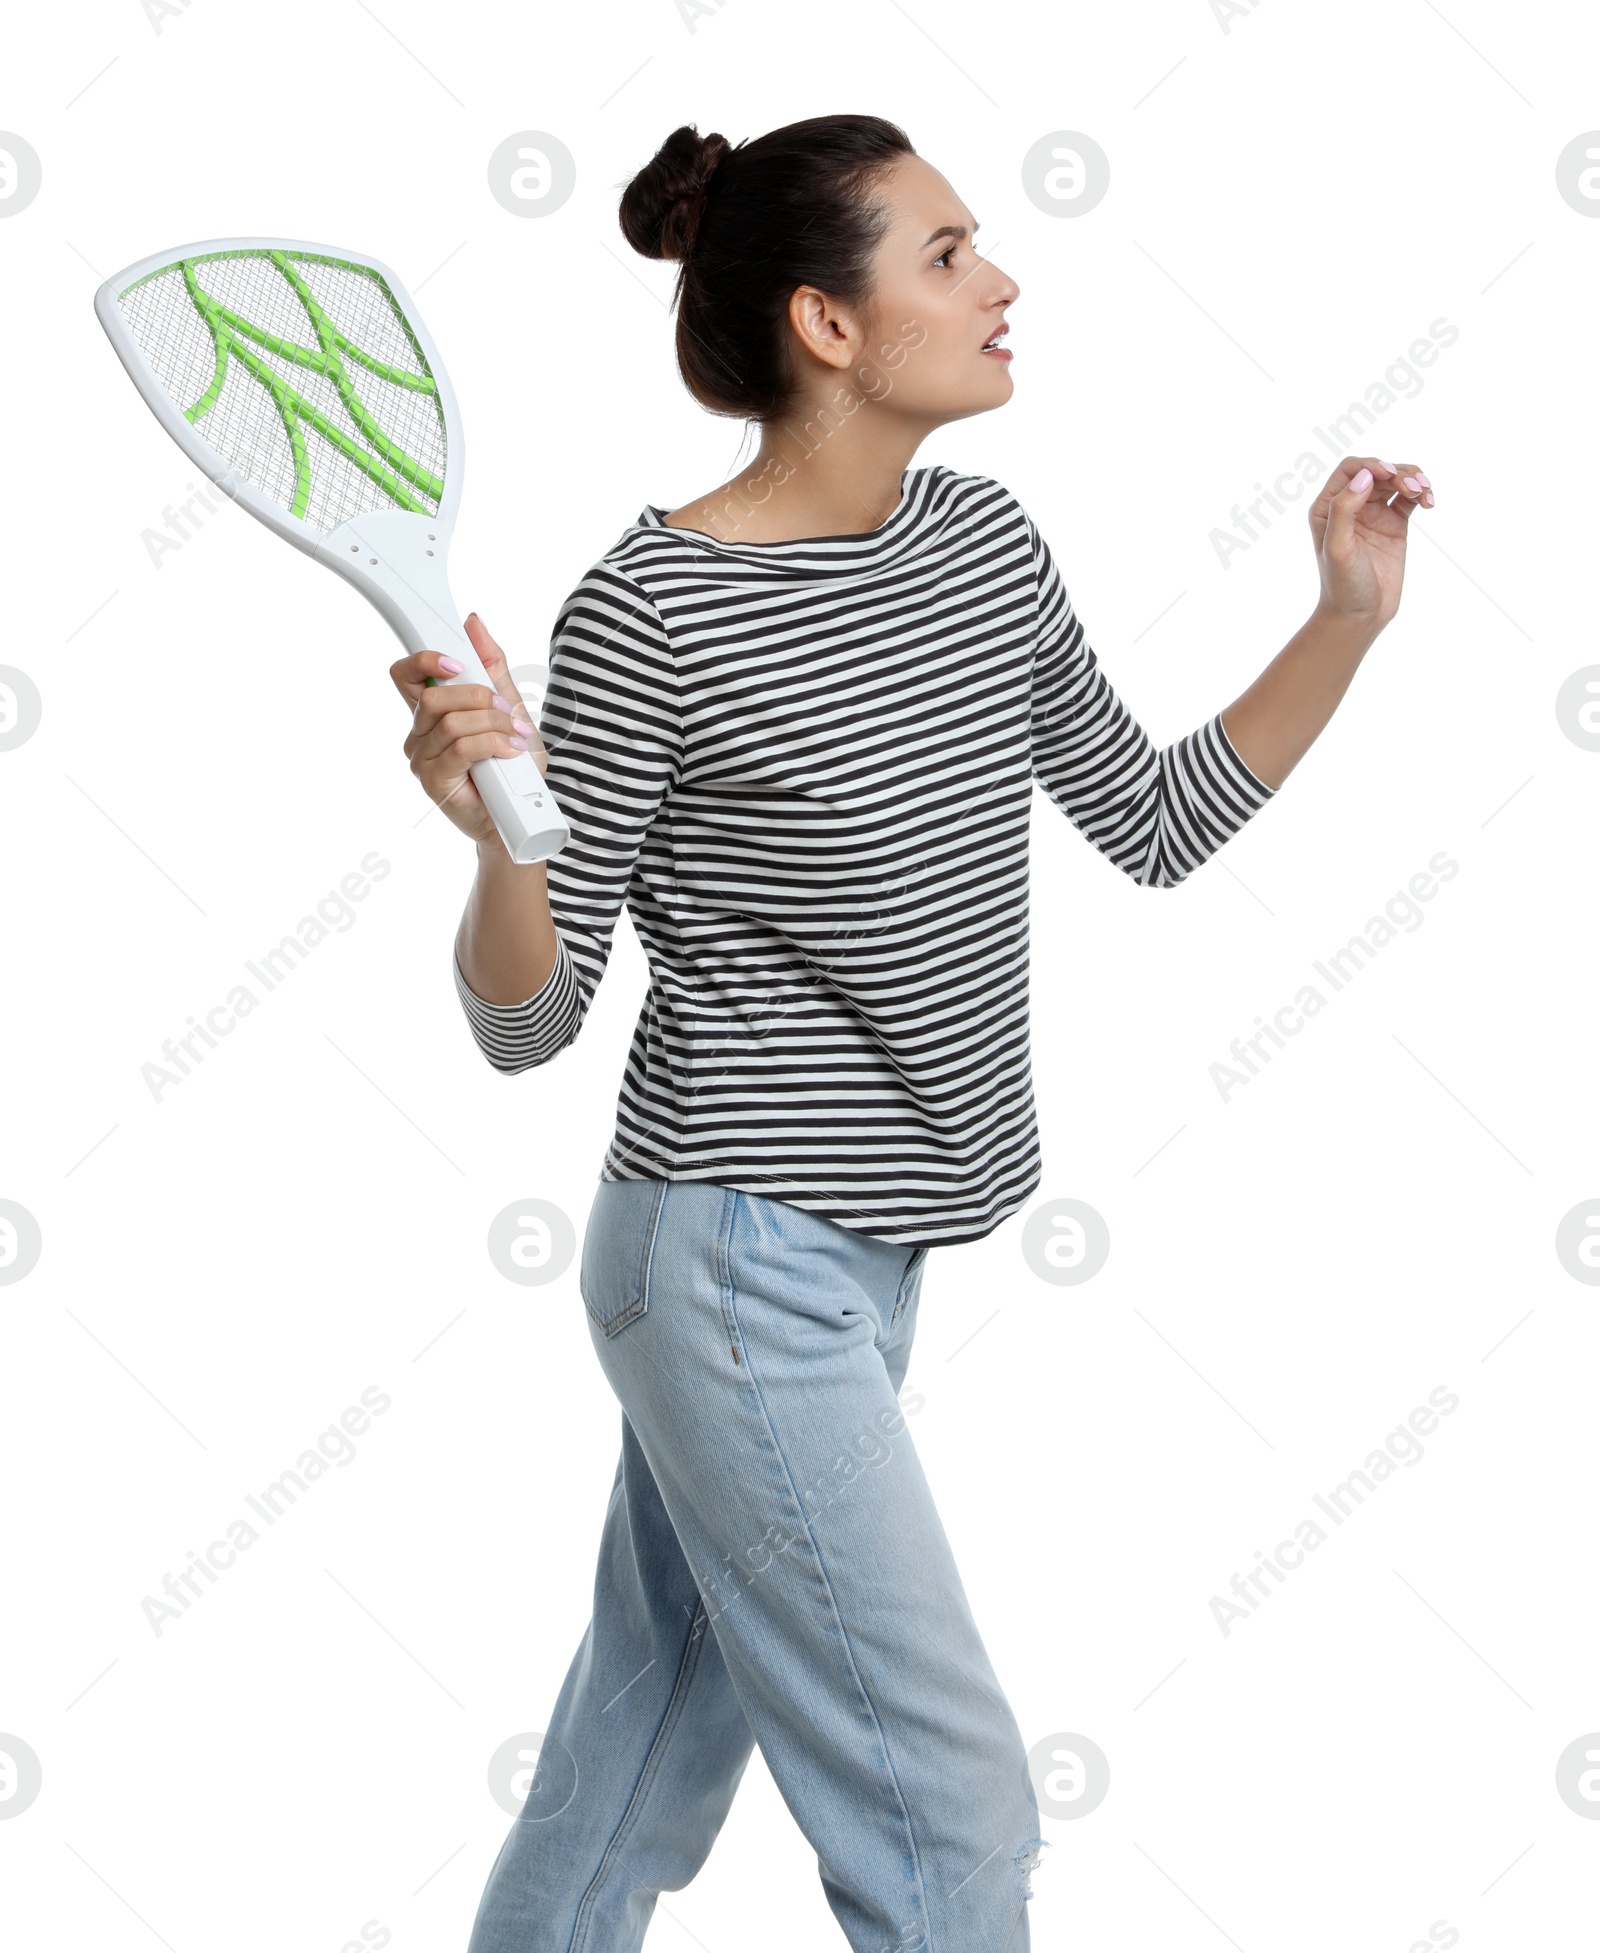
top-left (94, 236), bottom-right (570, 863)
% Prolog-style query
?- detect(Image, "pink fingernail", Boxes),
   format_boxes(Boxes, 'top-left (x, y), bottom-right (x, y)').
top-left (1415, 470), bottom-right (1431, 488)
top-left (513, 718), bottom-right (534, 736)
top-left (439, 656), bottom-right (464, 674)
top-left (491, 694), bottom-right (511, 713)
top-left (509, 735), bottom-right (529, 751)
top-left (1402, 476), bottom-right (1421, 493)
top-left (1350, 467), bottom-right (1373, 492)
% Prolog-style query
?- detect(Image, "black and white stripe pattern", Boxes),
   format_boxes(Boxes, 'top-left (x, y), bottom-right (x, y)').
top-left (454, 466), bottom-right (1276, 1245)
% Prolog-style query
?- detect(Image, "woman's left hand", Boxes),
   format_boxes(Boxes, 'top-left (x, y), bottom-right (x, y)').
top-left (1309, 455), bottom-right (1434, 632)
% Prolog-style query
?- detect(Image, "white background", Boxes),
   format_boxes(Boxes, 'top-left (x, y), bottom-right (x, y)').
top-left (3, 3), bottom-right (1595, 1950)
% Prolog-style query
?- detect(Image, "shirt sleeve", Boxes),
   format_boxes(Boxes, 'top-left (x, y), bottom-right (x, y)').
top-left (1025, 510), bottom-right (1276, 887)
top-left (452, 560), bottom-right (683, 1072)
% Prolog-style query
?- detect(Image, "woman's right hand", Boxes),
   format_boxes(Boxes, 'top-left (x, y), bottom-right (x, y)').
top-left (390, 613), bottom-right (548, 851)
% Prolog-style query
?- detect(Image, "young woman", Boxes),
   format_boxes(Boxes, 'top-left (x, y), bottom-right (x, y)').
top-left (393, 115), bottom-right (1433, 1953)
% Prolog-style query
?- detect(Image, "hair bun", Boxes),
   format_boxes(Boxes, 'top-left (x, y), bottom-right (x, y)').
top-left (619, 124), bottom-right (734, 263)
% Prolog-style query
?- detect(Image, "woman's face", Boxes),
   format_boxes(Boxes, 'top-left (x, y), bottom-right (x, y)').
top-left (810, 153), bottom-right (1021, 428)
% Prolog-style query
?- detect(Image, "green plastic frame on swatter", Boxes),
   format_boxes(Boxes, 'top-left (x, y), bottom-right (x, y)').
top-left (94, 235), bottom-right (569, 865)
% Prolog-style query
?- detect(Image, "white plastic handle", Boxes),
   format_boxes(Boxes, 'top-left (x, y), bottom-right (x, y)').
top-left (427, 623), bottom-right (570, 865)
top-left (310, 509), bottom-right (571, 864)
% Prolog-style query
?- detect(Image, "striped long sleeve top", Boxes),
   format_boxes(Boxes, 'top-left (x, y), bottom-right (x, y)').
top-left (453, 465), bottom-right (1277, 1246)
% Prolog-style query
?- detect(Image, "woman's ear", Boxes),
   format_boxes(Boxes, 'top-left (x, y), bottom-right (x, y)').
top-left (786, 284), bottom-right (861, 374)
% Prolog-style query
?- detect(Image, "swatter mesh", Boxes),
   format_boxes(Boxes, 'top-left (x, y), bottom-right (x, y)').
top-left (117, 250), bottom-right (448, 534)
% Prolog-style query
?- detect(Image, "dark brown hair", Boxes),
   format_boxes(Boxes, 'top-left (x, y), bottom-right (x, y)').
top-left (618, 114), bottom-right (916, 423)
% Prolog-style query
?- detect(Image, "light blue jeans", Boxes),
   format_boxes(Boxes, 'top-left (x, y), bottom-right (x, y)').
top-left (466, 1176), bottom-right (1045, 1952)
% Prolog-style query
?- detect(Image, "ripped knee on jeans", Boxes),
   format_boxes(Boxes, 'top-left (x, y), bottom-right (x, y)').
top-left (1016, 1834), bottom-right (1051, 1901)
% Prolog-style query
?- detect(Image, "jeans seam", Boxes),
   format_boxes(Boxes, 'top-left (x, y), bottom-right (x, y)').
top-left (890, 1245), bottom-right (926, 1326)
top-left (567, 1595), bottom-right (718, 1953)
top-left (717, 1190), bottom-right (932, 1941)
top-left (640, 1177), bottom-right (670, 1309)
top-left (714, 1184), bottom-right (741, 1360)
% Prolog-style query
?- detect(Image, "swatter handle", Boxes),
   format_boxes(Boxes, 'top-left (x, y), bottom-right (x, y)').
top-left (425, 648), bottom-right (571, 866)
top-left (313, 510), bottom-right (571, 864)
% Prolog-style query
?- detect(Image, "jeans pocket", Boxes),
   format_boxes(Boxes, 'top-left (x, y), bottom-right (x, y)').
top-left (580, 1177), bottom-right (670, 1338)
